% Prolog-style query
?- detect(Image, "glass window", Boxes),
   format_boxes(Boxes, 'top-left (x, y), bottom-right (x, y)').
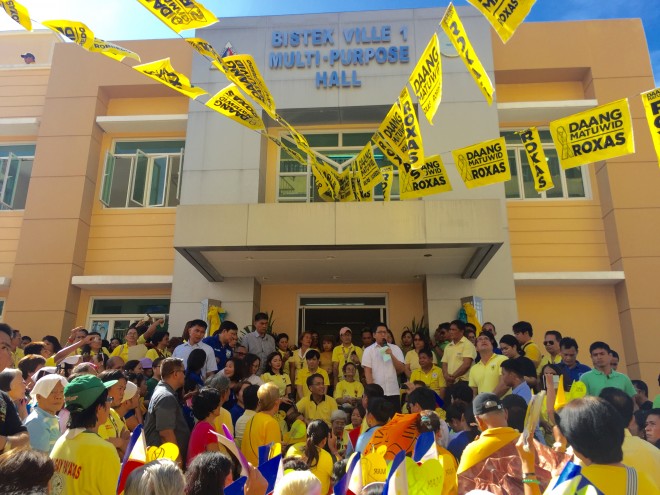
top-left (501, 131), bottom-right (588, 200)
top-left (0, 145), bottom-right (35, 211)
top-left (276, 131), bottom-right (399, 202)
top-left (100, 140), bottom-right (184, 208)
top-left (88, 298), bottom-right (170, 340)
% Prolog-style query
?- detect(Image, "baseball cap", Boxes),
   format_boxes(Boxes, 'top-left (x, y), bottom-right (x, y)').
top-left (122, 380), bottom-right (138, 403)
top-left (339, 327), bottom-right (352, 336)
top-left (64, 375), bottom-right (116, 411)
top-left (31, 374), bottom-right (68, 401)
top-left (139, 357), bottom-right (153, 369)
top-left (21, 52), bottom-right (35, 59)
top-left (473, 393), bottom-right (503, 416)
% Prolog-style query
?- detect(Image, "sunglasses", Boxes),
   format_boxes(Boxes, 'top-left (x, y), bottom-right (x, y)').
top-left (543, 341), bottom-right (556, 346)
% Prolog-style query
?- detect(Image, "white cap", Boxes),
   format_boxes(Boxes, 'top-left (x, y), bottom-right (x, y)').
top-left (31, 366), bottom-right (57, 383)
top-left (61, 354), bottom-right (82, 365)
top-left (30, 374), bottom-right (68, 401)
top-left (122, 380), bottom-right (138, 403)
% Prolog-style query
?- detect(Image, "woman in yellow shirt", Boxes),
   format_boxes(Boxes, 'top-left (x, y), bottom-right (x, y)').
top-left (110, 327), bottom-right (148, 362)
top-left (289, 331), bottom-right (313, 384)
top-left (286, 420), bottom-right (338, 495)
top-left (145, 332), bottom-right (171, 362)
top-left (240, 382), bottom-right (282, 466)
top-left (261, 352), bottom-right (292, 401)
top-left (405, 333), bottom-right (437, 378)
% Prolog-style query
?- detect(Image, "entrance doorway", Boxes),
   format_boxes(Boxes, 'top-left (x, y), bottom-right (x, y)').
top-left (298, 296), bottom-right (387, 346)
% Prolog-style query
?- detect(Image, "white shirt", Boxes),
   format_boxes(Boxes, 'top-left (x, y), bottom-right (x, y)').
top-left (235, 410), bottom-right (256, 449)
top-left (172, 341), bottom-right (217, 379)
top-left (361, 343), bottom-right (404, 396)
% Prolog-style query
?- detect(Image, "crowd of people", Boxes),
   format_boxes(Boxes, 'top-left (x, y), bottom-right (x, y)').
top-left (0, 314), bottom-right (658, 495)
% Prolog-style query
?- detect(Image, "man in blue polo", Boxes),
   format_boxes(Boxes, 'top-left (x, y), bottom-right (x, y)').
top-left (558, 337), bottom-right (591, 384)
top-left (202, 320), bottom-right (238, 371)
top-left (580, 341), bottom-right (635, 397)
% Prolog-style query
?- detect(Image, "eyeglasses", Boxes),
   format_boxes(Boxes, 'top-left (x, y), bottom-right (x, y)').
top-left (106, 397), bottom-right (114, 403)
top-left (543, 341), bottom-right (555, 346)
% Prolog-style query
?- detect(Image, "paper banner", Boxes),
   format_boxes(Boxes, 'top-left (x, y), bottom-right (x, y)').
top-left (403, 457), bottom-right (444, 495)
top-left (373, 103), bottom-right (409, 168)
top-left (641, 88), bottom-right (660, 168)
top-left (312, 161), bottom-right (340, 201)
top-left (550, 98), bottom-right (634, 169)
top-left (355, 144), bottom-right (383, 191)
top-left (146, 442), bottom-right (179, 462)
top-left (352, 162), bottom-right (374, 202)
top-left (522, 390), bottom-right (544, 449)
top-left (400, 155), bottom-right (452, 199)
top-left (136, 0), bottom-right (218, 34)
top-left (42, 20), bottom-right (94, 50)
top-left (337, 167), bottom-right (356, 202)
top-left (221, 54), bottom-right (277, 118)
top-left (1, 0), bottom-right (32, 31)
top-left (440, 3), bottom-right (495, 105)
top-left (364, 413), bottom-right (419, 461)
top-left (452, 136), bottom-right (511, 189)
top-left (399, 87), bottom-right (425, 169)
top-left (380, 165), bottom-right (395, 201)
top-left (409, 33), bottom-right (442, 125)
top-left (466, 0), bottom-right (537, 43)
top-left (91, 38), bottom-right (141, 63)
top-left (206, 83), bottom-right (266, 131)
top-left (133, 58), bottom-right (207, 99)
top-left (187, 37), bottom-right (222, 62)
top-left (518, 127), bottom-right (553, 192)
top-left (362, 446), bottom-right (388, 485)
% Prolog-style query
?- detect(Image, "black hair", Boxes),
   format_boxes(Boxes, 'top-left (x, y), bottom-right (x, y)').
top-left (610, 350), bottom-right (619, 359)
top-left (361, 327), bottom-right (373, 336)
top-left (332, 459), bottom-right (349, 484)
top-left (401, 330), bottom-right (413, 342)
top-left (151, 332), bottom-right (169, 346)
top-left (465, 323), bottom-right (477, 333)
top-left (555, 397), bottom-right (624, 464)
top-left (69, 388), bottom-right (109, 428)
top-left (0, 447), bottom-right (55, 494)
top-left (224, 357), bottom-right (244, 383)
top-left (188, 319), bottom-right (208, 330)
top-left (0, 369), bottom-right (20, 393)
top-left (0, 323), bottom-right (11, 338)
top-left (446, 403), bottom-right (466, 423)
top-left (512, 321), bottom-right (533, 337)
top-left (99, 369), bottom-right (127, 383)
top-left (560, 337), bottom-right (579, 351)
top-left (477, 330), bottom-right (497, 350)
top-left (631, 379), bottom-right (648, 397)
top-left (124, 360), bottom-right (142, 373)
top-left (184, 452), bottom-right (232, 495)
top-left (282, 457), bottom-right (310, 472)
top-left (277, 333), bottom-right (289, 344)
top-left (306, 373), bottom-right (324, 390)
top-left (499, 334), bottom-right (524, 356)
top-left (254, 312), bottom-right (269, 322)
top-left (363, 383), bottom-right (384, 400)
top-left (437, 322), bottom-right (451, 332)
top-left (599, 387), bottom-right (634, 426)
top-left (303, 420), bottom-right (329, 468)
top-left (407, 387), bottom-right (436, 411)
top-left (367, 397), bottom-right (396, 424)
top-left (450, 320), bottom-right (465, 332)
top-left (43, 335), bottom-right (63, 353)
top-left (187, 348), bottom-right (208, 373)
top-left (192, 387), bottom-right (222, 421)
top-left (589, 341), bottom-right (611, 354)
top-left (305, 349), bottom-right (320, 361)
top-left (448, 381), bottom-right (474, 404)
top-left (545, 330), bottom-right (562, 342)
top-left (540, 364), bottom-right (563, 390)
top-left (417, 347), bottom-right (434, 359)
top-left (218, 320), bottom-right (238, 332)
top-left (342, 361), bottom-right (357, 374)
top-left (373, 322), bottom-right (388, 333)
top-left (243, 384), bottom-right (260, 411)
top-left (500, 359), bottom-right (524, 379)
top-left (633, 409), bottom-right (649, 436)
top-left (502, 394), bottom-right (527, 432)
top-left (243, 353), bottom-right (261, 375)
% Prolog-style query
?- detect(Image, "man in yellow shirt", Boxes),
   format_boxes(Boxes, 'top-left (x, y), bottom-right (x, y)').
top-left (469, 331), bottom-right (508, 395)
top-left (410, 348), bottom-right (446, 398)
top-left (295, 350), bottom-right (329, 399)
top-left (441, 320), bottom-right (477, 385)
top-left (296, 373), bottom-right (338, 425)
top-left (331, 327), bottom-right (363, 385)
top-left (537, 330), bottom-right (563, 374)
top-left (512, 321), bottom-right (542, 368)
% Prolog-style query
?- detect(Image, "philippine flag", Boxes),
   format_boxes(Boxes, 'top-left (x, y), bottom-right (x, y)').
top-left (116, 425), bottom-right (147, 494)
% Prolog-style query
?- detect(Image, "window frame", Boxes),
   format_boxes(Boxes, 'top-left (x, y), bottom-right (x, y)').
top-left (0, 143), bottom-right (36, 211)
top-left (86, 296), bottom-right (170, 340)
top-left (501, 129), bottom-right (591, 201)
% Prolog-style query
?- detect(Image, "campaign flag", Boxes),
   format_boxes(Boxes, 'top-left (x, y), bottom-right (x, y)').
top-left (221, 54), bottom-right (277, 118)
top-left (519, 127), bottom-right (553, 192)
top-left (259, 454), bottom-right (282, 495)
top-left (641, 88), bottom-right (660, 168)
top-left (355, 143), bottom-right (383, 191)
top-left (206, 83), bottom-right (266, 131)
top-left (136, 0), bottom-right (218, 34)
top-left (380, 165), bottom-right (394, 201)
top-left (383, 450), bottom-right (407, 495)
top-left (409, 33), bottom-right (442, 125)
top-left (117, 425), bottom-right (146, 494)
top-left (133, 58), bottom-right (207, 99)
top-left (1, 0), bottom-right (32, 31)
top-left (413, 431), bottom-right (438, 463)
top-left (211, 426), bottom-right (250, 476)
top-left (91, 38), bottom-right (141, 63)
top-left (187, 37), bottom-right (223, 63)
top-left (399, 87), bottom-right (425, 169)
top-left (452, 136), bottom-right (511, 189)
top-left (550, 98), bottom-right (634, 170)
top-left (399, 155), bottom-right (452, 199)
top-left (440, 3), bottom-right (495, 105)
top-left (42, 20), bottom-right (94, 50)
top-left (372, 104), bottom-right (408, 169)
top-left (346, 452), bottom-right (362, 495)
top-left (544, 461), bottom-right (605, 495)
top-left (466, 0), bottom-right (537, 43)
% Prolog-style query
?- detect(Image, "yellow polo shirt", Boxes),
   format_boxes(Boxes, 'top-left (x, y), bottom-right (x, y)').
top-left (581, 464), bottom-right (657, 495)
top-left (441, 337), bottom-right (477, 381)
top-left (261, 372), bottom-right (292, 398)
top-left (286, 442), bottom-right (334, 495)
top-left (145, 347), bottom-right (172, 362)
top-left (98, 408), bottom-right (127, 440)
top-left (522, 341), bottom-right (542, 367)
top-left (333, 380), bottom-right (364, 400)
top-left (622, 430), bottom-right (660, 487)
top-left (468, 354), bottom-right (508, 394)
top-left (331, 344), bottom-right (363, 380)
top-left (12, 348), bottom-right (24, 368)
top-left (240, 412), bottom-right (282, 466)
top-left (295, 367), bottom-right (329, 398)
top-left (537, 353), bottom-right (562, 374)
top-left (405, 350), bottom-right (438, 373)
top-left (410, 365), bottom-right (446, 394)
top-left (296, 395), bottom-right (338, 426)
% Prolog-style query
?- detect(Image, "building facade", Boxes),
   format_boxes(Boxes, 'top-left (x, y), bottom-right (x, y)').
top-left (0, 7), bottom-right (657, 393)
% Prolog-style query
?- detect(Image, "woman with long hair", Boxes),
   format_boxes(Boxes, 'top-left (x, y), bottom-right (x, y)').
top-left (261, 351), bottom-right (292, 402)
top-left (146, 332), bottom-right (171, 361)
top-left (400, 330), bottom-right (414, 356)
top-left (240, 382), bottom-right (282, 466)
top-left (285, 419), bottom-right (337, 495)
top-left (220, 357), bottom-right (244, 410)
top-left (289, 331), bottom-right (313, 384)
top-left (0, 369), bottom-right (28, 421)
top-left (404, 332), bottom-right (436, 378)
top-left (244, 354), bottom-right (264, 386)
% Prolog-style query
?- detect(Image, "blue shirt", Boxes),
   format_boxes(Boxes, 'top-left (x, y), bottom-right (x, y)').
top-left (24, 406), bottom-right (61, 453)
top-left (202, 335), bottom-right (233, 370)
top-left (558, 361), bottom-right (591, 383)
top-left (512, 381), bottom-right (532, 404)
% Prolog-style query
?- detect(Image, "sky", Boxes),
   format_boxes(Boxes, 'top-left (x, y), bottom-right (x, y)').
top-left (1, 0), bottom-right (658, 83)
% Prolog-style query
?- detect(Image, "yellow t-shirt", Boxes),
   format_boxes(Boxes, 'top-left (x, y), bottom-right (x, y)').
top-left (410, 365), bottom-right (446, 394)
top-left (441, 337), bottom-right (477, 381)
top-left (331, 344), bottom-right (363, 380)
top-left (240, 412), bottom-right (282, 466)
top-left (295, 368), bottom-right (330, 398)
top-left (296, 395), bottom-right (338, 426)
top-left (333, 380), bottom-right (364, 401)
top-left (405, 350), bottom-right (438, 373)
top-left (468, 354), bottom-right (508, 394)
top-left (320, 351), bottom-right (334, 376)
top-left (438, 446), bottom-right (458, 495)
top-left (50, 429), bottom-right (121, 495)
top-left (536, 353), bottom-right (562, 374)
top-left (581, 464), bottom-right (657, 495)
top-left (289, 348), bottom-right (311, 374)
top-left (284, 418), bottom-right (307, 446)
top-left (286, 442), bottom-right (334, 495)
top-left (261, 372), bottom-right (292, 398)
top-left (98, 408), bottom-right (127, 440)
top-left (12, 348), bottom-right (24, 367)
top-left (145, 347), bottom-right (172, 362)
top-left (522, 341), bottom-right (542, 368)
top-left (214, 407), bottom-right (234, 436)
top-left (110, 343), bottom-right (148, 361)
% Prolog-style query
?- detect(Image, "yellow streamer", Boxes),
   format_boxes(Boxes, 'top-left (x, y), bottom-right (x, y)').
top-left (355, 144), bottom-right (383, 191)
top-left (220, 54), bottom-right (277, 118)
top-left (380, 165), bottom-right (394, 202)
top-left (91, 38), bottom-right (141, 63)
top-left (373, 103), bottom-right (408, 168)
top-left (206, 83), bottom-right (265, 131)
top-left (641, 88), bottom-right (660, 168)
top-left (42, 20), bottom-right (94, 50)
top-left (133, 58), bottom-right (207, 99)
top-left (399, 87), bottom-right (425, 170)
top-left (452, 136), bottom-right (511, 189)
top-left (518, 127), bottom-right (553, 192)
top-left (409, 33), bottom-right (442, 125)
top-left (1, 0), bottom-right (31, 31)
top-left (466, 0), bottom-right (537, 43)
top-left (136, 0), bottom-right (218, 34)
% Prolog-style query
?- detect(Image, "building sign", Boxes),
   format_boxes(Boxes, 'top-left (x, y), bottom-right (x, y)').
top-left (269, 25), bottom-right (410, 89)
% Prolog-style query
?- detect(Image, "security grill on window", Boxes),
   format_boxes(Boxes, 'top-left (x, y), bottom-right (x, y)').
top-left (100, 140), bottom-right (184, 208)
top-left (0, 144), bottom-right (35, 211)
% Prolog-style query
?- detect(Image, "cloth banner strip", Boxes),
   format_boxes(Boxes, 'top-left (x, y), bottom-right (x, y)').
top-left (641, 88), bottom-right (660, 169)
top-left (1, 0), bottom-right (32, 31)
top-left (136, 0), bottom-right (218, 34)
top-left (518, 127), bottom-right (554, 192)
top-left (466, 0), bottom-right (537, 43)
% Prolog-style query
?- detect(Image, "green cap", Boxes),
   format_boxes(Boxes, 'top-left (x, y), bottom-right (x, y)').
top-left (64, 375), bottom-right (117, 411)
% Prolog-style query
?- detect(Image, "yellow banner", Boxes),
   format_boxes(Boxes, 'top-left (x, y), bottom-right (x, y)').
top-left (466, 0), bottom-right (537, 43)
top-left (373, 103), bottom-right (408, 168)
top-left (312, 165), bottom-right (335, 202)
top-left (42, 20), bottom-right (94, 50)
top-left (136, 0), bottom-right (218, 34)
top-left (641, 88), bottom-right (660, 168)
top-left (1, 0), bottom-right (32, 31)
top-left (409, 33), bottom-right (442, 125)
top-left (206, 84), bottom-right (265, 131)
top-left (452, 137), bottom-right (511, 189)
top-left (518, 127), bottom-right (553, 192)
top-left (355, 144), bottom-right (383, 191)
top-left (400, 155), bottom-right (452, 199)
top-left (440, 3), bottom-right (495, 105)
top-left (380, 165), bottom-right (394, 202)
top-left (550, 98), bottom-right (635, 170)
top-left (187, 37), bottom-right (223, 66)
top-left (133, 58), bottom-right (207, 100)
top-left (337, 168), bottom-right (355, 202)
top-left (91, 38), bottom-right (141, 62)
top-left (399, 87), bottom-right (425, 169)
top-left (221, 54), bottom-right (277, 118)
top-left (317, 162), bottom-right (340, 198)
